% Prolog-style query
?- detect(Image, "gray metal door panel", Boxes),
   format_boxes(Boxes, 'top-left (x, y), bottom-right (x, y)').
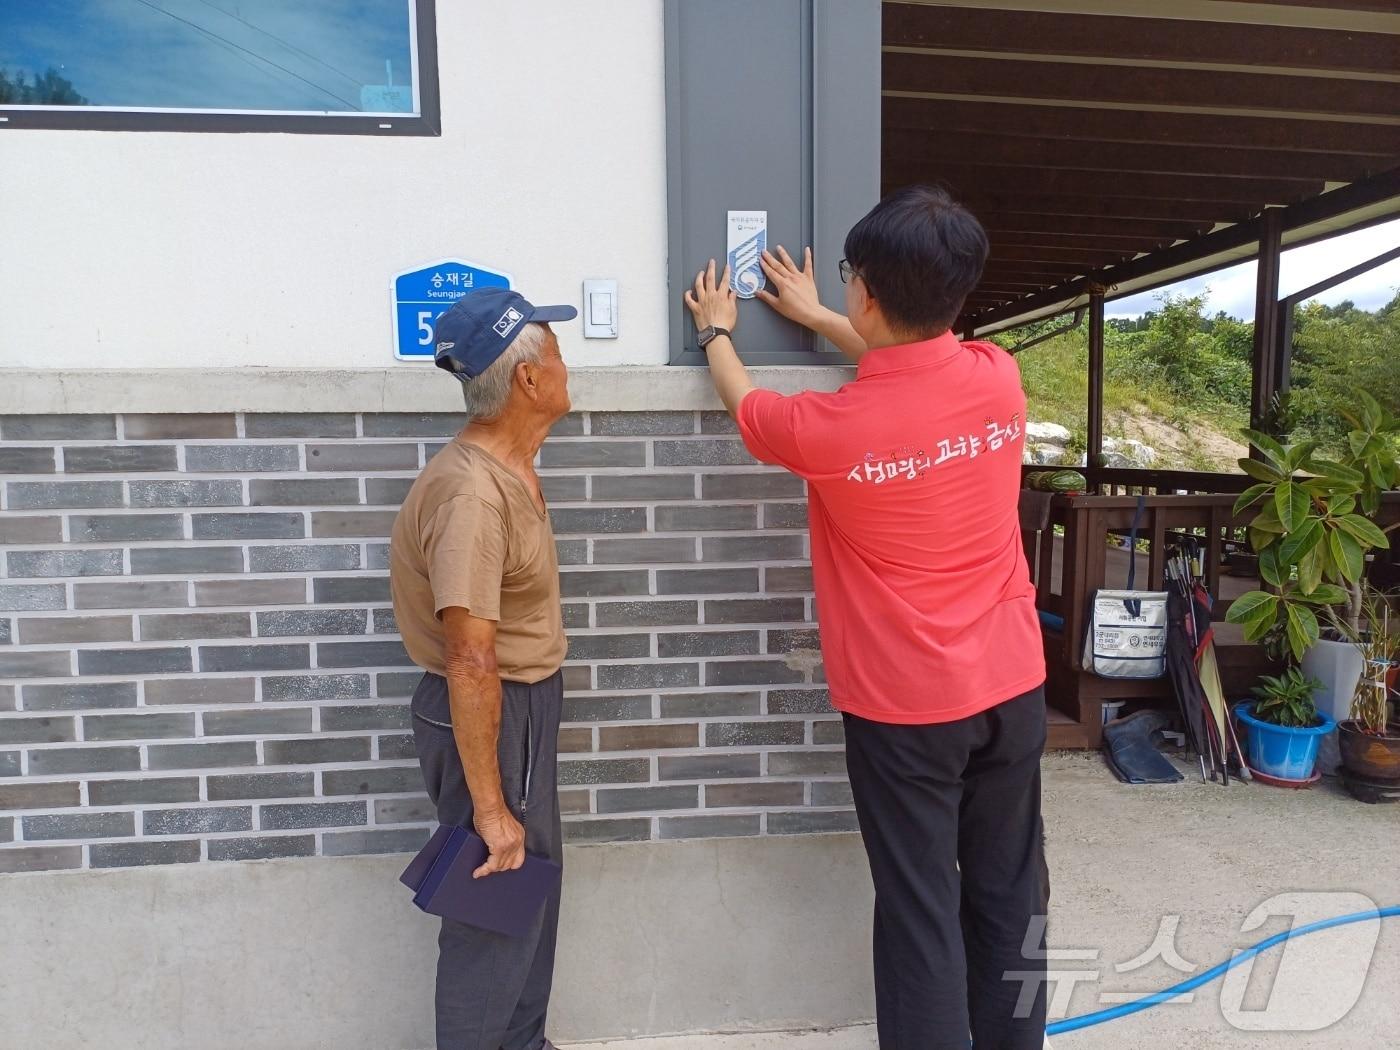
top-left (665, 0), bottom-right (880, 365)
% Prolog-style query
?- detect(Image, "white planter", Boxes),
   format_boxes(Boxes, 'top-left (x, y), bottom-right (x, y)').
top-left (1301, 638), bottom-right (1365, 775)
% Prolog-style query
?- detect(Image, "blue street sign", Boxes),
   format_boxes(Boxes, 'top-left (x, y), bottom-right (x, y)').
top-left (392, 259), bottom-right (512, 361)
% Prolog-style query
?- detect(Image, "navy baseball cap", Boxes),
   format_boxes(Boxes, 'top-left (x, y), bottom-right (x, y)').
top-left (432, 287), bottom-right (577, 382)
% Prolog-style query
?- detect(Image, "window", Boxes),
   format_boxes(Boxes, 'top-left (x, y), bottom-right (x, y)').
top-left (0, 0), bottom-right (439, 135)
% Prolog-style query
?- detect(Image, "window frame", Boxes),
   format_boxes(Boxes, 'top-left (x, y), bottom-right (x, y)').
top-left (0, 0), bottom-right (440, 137)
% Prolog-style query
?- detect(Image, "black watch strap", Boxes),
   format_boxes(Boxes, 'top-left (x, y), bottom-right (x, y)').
top-left (698, 326), bottom-right (731, 349)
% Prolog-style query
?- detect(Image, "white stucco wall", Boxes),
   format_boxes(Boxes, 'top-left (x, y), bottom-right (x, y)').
top-left (0, 1), bottom-right (670, 372)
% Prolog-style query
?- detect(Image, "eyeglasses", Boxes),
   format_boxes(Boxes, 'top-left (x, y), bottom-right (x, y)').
top-left (838, 258), bottom-right (858, 284)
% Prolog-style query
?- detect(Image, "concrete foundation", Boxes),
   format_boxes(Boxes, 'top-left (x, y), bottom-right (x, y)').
top-left (0, 832), bottom-right (875, 1050)
top-left (6, 754), bottom-right (1400, 1050)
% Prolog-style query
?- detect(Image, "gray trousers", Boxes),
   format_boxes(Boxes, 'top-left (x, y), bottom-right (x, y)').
top-left (411, 671), bottom-right (565, 1050)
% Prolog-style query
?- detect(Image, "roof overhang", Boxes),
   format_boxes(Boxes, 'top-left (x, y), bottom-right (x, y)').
top-left (879, 0), bottom-right (1400, 332)
top-left (972, 171), bottom-right (1400, 334)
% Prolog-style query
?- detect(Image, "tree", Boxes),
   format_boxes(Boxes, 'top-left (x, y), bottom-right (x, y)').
top-left (1108, 293), bottom-right (1250, 406)
top-left (1206, 313), bottom-right (1253, 364)
top-left (0, 67), bottom-right (89, 106)
top-left (1289, 297), bottom-right (1400, 450)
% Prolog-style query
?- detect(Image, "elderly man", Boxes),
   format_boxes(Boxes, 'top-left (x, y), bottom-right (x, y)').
top-left (389, 286), bottom-right (575, 1050)
top-left (684, 185), bottom-right (1049, 1050)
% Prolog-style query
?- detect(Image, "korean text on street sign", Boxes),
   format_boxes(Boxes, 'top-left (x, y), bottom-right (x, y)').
top-left (392, 259), bottom-right (512, 360)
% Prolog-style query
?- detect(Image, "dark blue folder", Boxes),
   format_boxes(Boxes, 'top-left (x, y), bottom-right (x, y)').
top-left (401, 824), bottom-right (561, 937)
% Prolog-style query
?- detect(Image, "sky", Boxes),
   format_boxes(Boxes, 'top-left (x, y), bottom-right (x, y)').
top-left (0, 0), bottom-right (414, 112)
top-left (1108, 216), bottom-right (1400, 321)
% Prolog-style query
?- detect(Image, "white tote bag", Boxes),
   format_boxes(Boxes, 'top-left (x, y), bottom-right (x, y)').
top-left (1082, 497), bottom-right (1168, 679)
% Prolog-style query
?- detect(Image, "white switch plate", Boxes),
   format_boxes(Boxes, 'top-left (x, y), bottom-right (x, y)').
top-left (582, 279), bottom-right (618, 338)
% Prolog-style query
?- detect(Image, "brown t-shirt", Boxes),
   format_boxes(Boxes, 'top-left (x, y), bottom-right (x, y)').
top-left (389, 439), bottom-right (566, 683)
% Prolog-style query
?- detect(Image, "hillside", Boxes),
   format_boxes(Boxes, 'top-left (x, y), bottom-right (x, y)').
top-left (998, 291), bottom-right (1399, 472)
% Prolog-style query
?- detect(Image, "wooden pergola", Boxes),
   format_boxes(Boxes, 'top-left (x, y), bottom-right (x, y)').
top-left (879, 0), bottom-right (1400, 745)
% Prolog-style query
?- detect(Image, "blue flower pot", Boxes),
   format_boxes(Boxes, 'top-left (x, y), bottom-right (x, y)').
top-left (1235, 702), bottom-right (1335, 781)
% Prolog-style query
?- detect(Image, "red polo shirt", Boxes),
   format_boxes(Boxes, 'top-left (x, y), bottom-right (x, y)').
top-left (737, 333), bottom-right (1045, 725)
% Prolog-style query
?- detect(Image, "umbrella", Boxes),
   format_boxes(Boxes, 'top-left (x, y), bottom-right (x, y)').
top-left (1192, 577), bottom-right (1253, 784)
top-left (1165, 586), bottom-right (1211, 782)
top-left (1163, 537), bottom-right (1251, 784)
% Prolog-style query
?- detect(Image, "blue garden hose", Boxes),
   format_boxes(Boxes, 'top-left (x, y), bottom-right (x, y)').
top-left (1046, 905), bottom-right (1400, 1036)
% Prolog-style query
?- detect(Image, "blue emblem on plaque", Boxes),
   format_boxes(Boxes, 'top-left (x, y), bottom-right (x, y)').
top-left (727, 210), bottom-right (768, 299)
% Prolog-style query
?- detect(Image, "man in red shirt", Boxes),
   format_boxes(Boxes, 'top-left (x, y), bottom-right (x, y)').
top-left (684, 185), bottom-right (1048, 1050)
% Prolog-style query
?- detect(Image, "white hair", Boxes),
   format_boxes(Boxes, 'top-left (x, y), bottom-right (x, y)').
top-left (460, 323), bottom-right (547, 422)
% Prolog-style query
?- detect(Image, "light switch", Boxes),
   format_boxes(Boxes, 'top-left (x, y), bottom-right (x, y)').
top-left (582, 279), bottom-right (618, 339)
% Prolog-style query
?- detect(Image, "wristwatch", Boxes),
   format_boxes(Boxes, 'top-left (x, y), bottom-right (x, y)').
top-left (697, 325), bottom-right (731, 350)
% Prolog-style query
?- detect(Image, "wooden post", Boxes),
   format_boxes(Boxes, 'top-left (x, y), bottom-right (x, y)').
top-left (1276, 300), bottom-right (1296, 402)
top-left (1148, 501), bottom-right (1167, 593)
top-left (1064, 503), bottom-right (1090, 671)
top-left (1087, 288), bottom-right (1106, 483)
top-left (1251, 207), bottom-right (1284, 438)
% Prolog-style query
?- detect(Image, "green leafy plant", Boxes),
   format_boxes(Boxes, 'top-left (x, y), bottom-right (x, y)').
top-left (1225, 390), bottom-right (1400, 661)
top-left (1250, 668), bottom-right (1322, 728)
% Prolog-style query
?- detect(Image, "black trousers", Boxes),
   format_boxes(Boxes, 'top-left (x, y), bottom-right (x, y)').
top-left (411, 671), bottom-right (564, 1050)
top-left (843, 685), bottom-right (1049, 1050)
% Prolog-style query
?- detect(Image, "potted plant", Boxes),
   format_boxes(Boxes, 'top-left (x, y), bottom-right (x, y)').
top-left (1235, 668), bottom-right (1334, 781)
top-left (1225, 390), bottom-right (1400, 770)
top-left (1336, 590), bottom-right (1400, 802)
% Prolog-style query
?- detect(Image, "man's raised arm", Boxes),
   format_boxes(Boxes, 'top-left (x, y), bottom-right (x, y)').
top-left (684, 258), bottom-right (753, 416)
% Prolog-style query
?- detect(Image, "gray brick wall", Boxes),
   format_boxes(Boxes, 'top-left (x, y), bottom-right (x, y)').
top-left (0, 411), bottom-right (849, 873)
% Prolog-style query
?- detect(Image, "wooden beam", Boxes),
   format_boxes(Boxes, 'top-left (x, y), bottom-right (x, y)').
top-left (1088, 290), bottom-right (1106, 470)
top-left (977, 282), bottom-right (1057, 293)
top-left (981, 267), bottom-right (1090, 284)
top-left (966, 168), bottom-right (1400, 331)
top-left (921, 190), bottom-right (1257, 224)
top-left (883, 52), bottom-right (1400, 120)
top-left (982, 215), bottom-right (1207, 241)
top-left (993, 245), bottom-right (1136, 267)
top-left (994, 244), bottom-right (1138, 261)
top-left (1269, 164), bottom-right (1400, 228)
top-left (978, 275), bottom-right (1064, 287)
top-left (881, 3), bottom-right (1400, 77)
top-left (881, 96), bottom-right (1400, 158)
top-left (980, 276), bottom-right (1082, 291)
top-left (1229, 0), bottom-right (1399, 12)
top-left (983, 256), bottom-right (1085, 269)
top-left (1284, 242), bottom-right (1400, 309)
top-left (989, 232), bottom-right (1176, 252)
top-left (883, 163), bottom-right (1321, 205)
top-left (977, 285), bottom-right (1074, 301)
top-left (882, 127), bottom-right (1384, 183)
top-left (1252, 208), bottom-right (1285, 437)
top-left (1274, 245), bottom-right (1400, 402)
top-left (982, 262), bottom-right (1083, 275)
